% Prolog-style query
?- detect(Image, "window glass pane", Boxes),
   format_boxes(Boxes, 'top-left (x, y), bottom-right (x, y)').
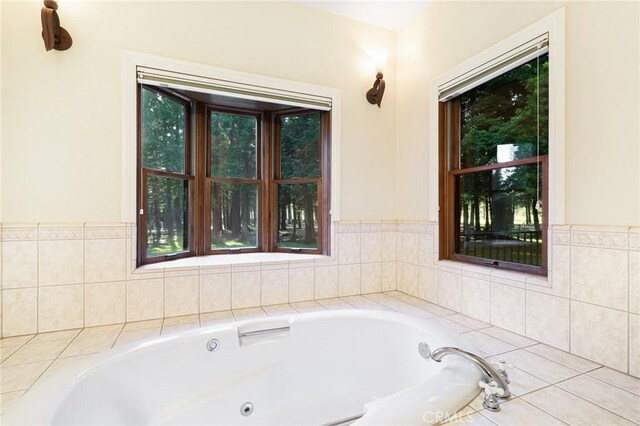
top-left (279, 113), bottom-right (321, 178)
top-left (211, 182), bottom-right (258, 249)
top-left (456, 163), bottom-right (543, 267)
top-left (141, 87), bottom-right (186, 173)
top-left (145, 175), bottom-right (188, 257)
top-left (277, 183), bottom-right (318, 249)
top-left (210, 112), bottom-right (257, 179)
top-left (460, 54), bottom-right (548, 169)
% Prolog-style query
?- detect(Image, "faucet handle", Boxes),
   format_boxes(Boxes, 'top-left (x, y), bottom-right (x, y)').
top-left (479, 380), bottom-right (505, 397)
top-left (491, 359), bottom-right (514, 371)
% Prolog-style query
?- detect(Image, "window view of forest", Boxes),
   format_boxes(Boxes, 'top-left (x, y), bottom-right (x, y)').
top-left (277, 113), bottom-right (321, 249)
top-left (141, 88), bottom-right (189, 257)
top-left (456, 54), bottom-right (548, 266)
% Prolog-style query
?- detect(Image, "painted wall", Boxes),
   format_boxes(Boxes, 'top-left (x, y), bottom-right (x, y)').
top-left (397, 1), bottom-right (640, 226)
top-left (1, 1), bottom-right (398, 222)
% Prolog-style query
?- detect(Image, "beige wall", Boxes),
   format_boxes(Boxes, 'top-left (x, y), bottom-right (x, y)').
top-left (397, 1), bottom-right (640, 226)
top-left (1, 1), bottom-right (398, 222)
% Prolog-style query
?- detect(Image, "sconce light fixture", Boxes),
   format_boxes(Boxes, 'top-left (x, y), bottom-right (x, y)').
top-left (41, 0), bottom-right (72, 51)
top-left (366, 72), bottom-right (385, 108)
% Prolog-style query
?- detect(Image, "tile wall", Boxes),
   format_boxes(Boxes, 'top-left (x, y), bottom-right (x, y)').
top-left (1, 221), bottom-right (638, 378)
top-left (393, 222), bottom-right (639, 378)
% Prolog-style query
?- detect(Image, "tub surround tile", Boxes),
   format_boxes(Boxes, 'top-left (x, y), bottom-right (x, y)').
top-left (290, 300), bottom-right (325, 313)
top-left (381, 262), bottom-right (397, 292)
top-left (400, 262), bottom-right (418, 296)
top-left (40, 354), bottom-right (95, 380)
top-left (29, 328), bottom-right (81, 343)
top-left (2, 241), bottom-right (37, 289)
top-left (360, 263), bottom-right (382, 294)
top-left (342, 295), bottom-right (386, 310)
top-left (288, 267), bottom-right (314, 303)
top-left (460, 330), bottom-right (517, 357)
top-left (490, 283), bottom-right (525, 335)
top-left (261, 269), bottom-right (288, 306)
top-left (2, 288), bottom-right (37, 337)
top-left (84, 238), bottom-right (126, 283)
top-left (84, 281), bottom-right (125, 327)
top-left (481, 398), bottom-right (565, 425)
top-left (392, 292), bottom-right (455, 316)
top-left (2, 339), bottom-right (70, 366)
top-left (478, 327), bottom-right (537, 348)
top-left (630, 314), bottom-right (639, 377)
top-left (232, 307), bottom-right (267, 321)
top-left (571, 300), bottom-right (628, 372)
top-left (126, 279), bottom-right (164, 322)
top-left (418, 266), bottom-right (437, 303)
top-left (427, 317), bottom-right (473, 334)
top-left (587, 367), bottom-right (640, 396)
top-left (339, 264), bottom-right (361, 297)
top-left (503, 367), bottom-right (550, 396)
top-left (38, 284), bottom-right (83, 333)
top-left (438, 270), bottom-right (462, 312)
top-left (165, 276), bottom-right (199, 317)
top-left (162, 315), bottom-right (200, 334)
top-left (38, 239), bottom-right (84, 286)
top-left (200, 273), bottom-right (232, 313)
top-left (490, 349), bottom-right (580, 384)
top-left (115, 328), bottom-right (160, 347)
top-left (338, 233), bottom-right (360, 264)
top-left (317, 298), bottom-right (353, 310)
top-left (557, 374), bottom-right (640, 424)
top-left (630, 251), bottom-right (640, 314)
top-left (571, 226), bottom-right (629, 250)
top-left (262, 304), bottom-right (298, 316)
top-left (200, 311), bottom-right (234, 326)
top-left (525, 291), bottom-right (570, 351)
top-left (381, 232), bottom-right (397, 262)
top-left (314, 266), bottom-right (338, 299)
top-left (524, 344), bottom-right (600, 373)
top-left (60, 327), bottom-right (122, 357)
top-left (0, 390), bottom-right (25, 415)
top-left (360, 232), bottom-right (381, 263)
top-left (0, 335), bottom-right (34, 348)
top-left (0, 360), bottom-right (52, 393)
top-left (448, 314), bottom-right (491, 331)
top-left (231, 271), bottom-right (261, 309)
top-left (0, 345), bottom-right (22, 363)
top-left (122, 319), bottom-right (163, 331)
top-left (571, 245), bottom-right (628, 310)
top-left (522, 386), bottom-right (635, 426)
top-left (461, 277), bottom-right (490, 323)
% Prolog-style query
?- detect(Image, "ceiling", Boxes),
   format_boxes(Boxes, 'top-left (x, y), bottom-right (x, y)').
top-left (299, 1), bottom-right (430, 31)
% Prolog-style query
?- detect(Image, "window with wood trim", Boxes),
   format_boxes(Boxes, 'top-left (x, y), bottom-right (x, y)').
top-left (137, 85), bottom-right (330, 265)
top-left (439, 53), bottom-right (549, 275)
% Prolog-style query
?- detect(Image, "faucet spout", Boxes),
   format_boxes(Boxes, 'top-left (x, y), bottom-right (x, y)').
top-left (430, 347), bottom-right (511, 398)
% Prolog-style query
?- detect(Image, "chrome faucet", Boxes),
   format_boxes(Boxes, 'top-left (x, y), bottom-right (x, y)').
top-left (421, 345), bottom-right (511, 411)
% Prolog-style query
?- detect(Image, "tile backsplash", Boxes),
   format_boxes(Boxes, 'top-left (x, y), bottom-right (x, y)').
top-left (1, 221), bottom-right (638, 378)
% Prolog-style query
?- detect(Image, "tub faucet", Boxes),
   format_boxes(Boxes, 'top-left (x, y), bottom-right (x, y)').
top-left (428, 346), bottom-right (511, 411)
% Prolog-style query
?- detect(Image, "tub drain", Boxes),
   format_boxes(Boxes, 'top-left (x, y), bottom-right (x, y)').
top-left (240, 402), bottom-right (254, 417)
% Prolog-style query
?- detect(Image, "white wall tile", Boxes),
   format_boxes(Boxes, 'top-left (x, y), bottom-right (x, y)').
top-left (381, 232), bottom-right (396, 261)
top-left (630, 251), bottom-right (639, 314)
top-left (315, 266), bottom-right (338, 299)
top-left (231, 271), bottom-right (261, 309)
top-left (418, 233), bottom-right (434, 267)
top-left (401, 262), bottom-right (418, 296)
top-left (2, 242), bottom-right (37, 289)
top-left (401, 232), bottom-right (419, 264)
top-left (38, 284), bottom-right (83, 332)
top-left (2, 288), bottom-right (37, 336)
top-left (288, 267), bottom-right (314, 302)
top-left (571, 300), bottom-right (628, 371)
top-left (550, 243), bottom-right (570, 297)
top-left (126, 278), bottom-right (164, 321)
top-left (360, 232), bottom-right (381, 263)
top-left (85, 239), bottom-right (125, 283)
top-left (629, 313), bottom-right (639, 377)
top-left (200, 273), bottom-right (231, 313)
top-left (418, 267), bottom-right (438, 303)
top-left (84, 281), bottom-right (125, 327)
top-left (461, 276), bottom-right (490, 322)
top-left (165, 275), bottom-right (199, 317)
top-left (571, 245), bottom-right (628, 310)
top-left (381, 262), bottom-right (397, 292)
top-left (361, 262), bottom-right (381, 294)
top-left (261, 269), bottom-right (288, 305)
top-left (525, 290), bottom-right (570, 350)
top-left (39, 240), bottom-right (83, 286)
top-left (339, 264), bottom-right (360, 296)
top-left (338, 233), bottom-right (361, 264)
top-left (438, 270), bottom-right (461, 312)
top-left (491, 282), bottom-right (525, 334)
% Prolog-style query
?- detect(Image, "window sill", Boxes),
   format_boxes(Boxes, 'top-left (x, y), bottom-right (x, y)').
top-left (435, 259), bottom-right (550, 289)
top-left (134, 252), bottom-right (329, 273)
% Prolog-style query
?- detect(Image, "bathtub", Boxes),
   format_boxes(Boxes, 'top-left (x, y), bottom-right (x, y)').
top-left (3, 310), bottom-right (481, 425)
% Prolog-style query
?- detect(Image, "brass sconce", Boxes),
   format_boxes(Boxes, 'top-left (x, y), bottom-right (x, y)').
top-left (41, 0), bottom-right (72, 51)
top-left (366, 72), bottom-right (385, 108)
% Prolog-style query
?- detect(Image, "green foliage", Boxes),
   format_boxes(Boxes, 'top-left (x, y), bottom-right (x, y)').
top-left (210, 112), bottom-right (257, 179)
top-left (142, 88), bottom-right (186, 173)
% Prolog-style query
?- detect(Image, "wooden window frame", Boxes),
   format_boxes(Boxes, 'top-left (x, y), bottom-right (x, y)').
top-left (439, 100), bottom-right (549, 276)
top-left (137, 84), bottom-right (331, 266)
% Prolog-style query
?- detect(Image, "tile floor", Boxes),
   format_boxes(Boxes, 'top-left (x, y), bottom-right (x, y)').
top-left (0, 291), bottom-right (638, 425)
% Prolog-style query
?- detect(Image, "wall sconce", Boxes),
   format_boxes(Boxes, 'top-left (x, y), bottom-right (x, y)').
top-left (41, 0), bottom-right (72, 51)
top-left (366, 72), bottom-right (385, 108)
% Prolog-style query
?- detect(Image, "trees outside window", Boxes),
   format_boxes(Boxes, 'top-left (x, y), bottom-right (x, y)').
top-left (137, 86), bottom-right (330, 265)
top-left (440, 54), bottom-right (549, 274)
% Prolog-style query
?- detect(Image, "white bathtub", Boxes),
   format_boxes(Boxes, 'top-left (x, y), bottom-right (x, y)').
top-left (3, 310), bottom-right (481, 425)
